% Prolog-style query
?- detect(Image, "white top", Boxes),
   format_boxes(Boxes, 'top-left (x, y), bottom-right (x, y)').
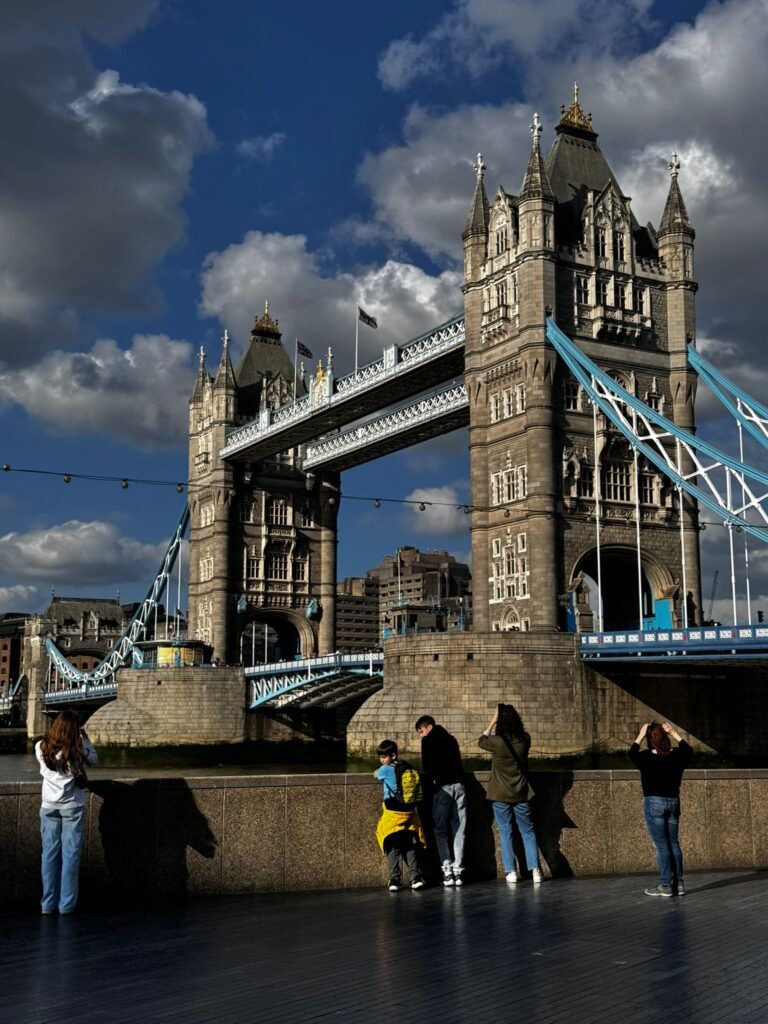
top-left (35, 738), bottom-right (99, 810)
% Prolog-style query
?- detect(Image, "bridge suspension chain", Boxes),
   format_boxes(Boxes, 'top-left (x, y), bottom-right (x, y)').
top-left (45, 503), bottom-right (191, 689)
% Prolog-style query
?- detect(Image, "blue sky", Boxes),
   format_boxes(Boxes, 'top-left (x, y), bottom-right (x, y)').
top-left (0, 0), bottom-right (766, 624)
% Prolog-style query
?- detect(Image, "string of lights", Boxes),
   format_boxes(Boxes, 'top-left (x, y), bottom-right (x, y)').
top-left (0, 462), bottom-right (752, 528)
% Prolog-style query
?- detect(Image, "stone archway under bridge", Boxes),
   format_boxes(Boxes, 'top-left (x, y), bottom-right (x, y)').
top-left (569, 545), bottom-right (678, 633)
top-left (238, 609), bottom-right (317, 665)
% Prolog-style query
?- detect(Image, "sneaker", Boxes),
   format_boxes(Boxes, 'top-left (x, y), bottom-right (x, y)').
top-left (505, 870), bottom-right (518, 884)
top-left (388, 881), bottom-right (401, 891)
top-left (442, 872), bottom-right (455, 887)
top-left (676, 882), bottom-right (686, 896)
top-left (644, 884), bottom-right (674, 898)
top-left (453, 872), bottom-right (464, 887)
top-left (532, 869), bottom-right (543, 886)
top-left (411, 878), bottom-right (425, 890)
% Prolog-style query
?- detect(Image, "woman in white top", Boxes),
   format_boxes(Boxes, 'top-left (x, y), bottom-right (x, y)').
top-left (35, 710), bottom-right (98, 915)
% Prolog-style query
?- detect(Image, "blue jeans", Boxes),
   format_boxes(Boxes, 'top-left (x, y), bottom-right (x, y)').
top-left (492, 801), bottom-right (539, 873)
top-left (433, 783), bottom-right (467, 873)
top-left (40, 804), bottom-right (86, 914)
top-left (643, 796), bottom-right (683, 887)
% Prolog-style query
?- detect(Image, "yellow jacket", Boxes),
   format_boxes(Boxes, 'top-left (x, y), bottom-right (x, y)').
top-left (375, 805), bottom-right (426, 851)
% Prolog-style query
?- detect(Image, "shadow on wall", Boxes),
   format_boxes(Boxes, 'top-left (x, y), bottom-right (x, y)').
top-left (422, 773), bottom-right (575, 882)
top-left (89, 780), bottom-right (217, 903)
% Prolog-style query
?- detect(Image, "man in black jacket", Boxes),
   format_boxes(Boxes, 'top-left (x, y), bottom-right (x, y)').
top-left (415, 715), bottom-right (466, 885)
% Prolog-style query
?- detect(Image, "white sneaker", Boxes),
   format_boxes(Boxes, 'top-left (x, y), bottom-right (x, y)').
top-left (505, 870), bottom-right (518, 884)
top-left (442, 872), bottom-right (455, 887)
top-left (532, 869), bottom-right (543, 886)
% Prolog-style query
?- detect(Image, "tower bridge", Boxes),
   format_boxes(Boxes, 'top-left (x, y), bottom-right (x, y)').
top-left (31, 87), bottom-right (768, 761)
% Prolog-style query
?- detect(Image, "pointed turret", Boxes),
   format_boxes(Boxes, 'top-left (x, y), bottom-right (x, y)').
top-left (520, 112), bottom-right (554, 202)
top-left (658, 152), bottom-right (695, 239)
top-left (463, 153), bottom-right (490, 240)
top-left (190, 346), bottom-right (208, 403)
top-left (213, 329), bottom-right (236, 391)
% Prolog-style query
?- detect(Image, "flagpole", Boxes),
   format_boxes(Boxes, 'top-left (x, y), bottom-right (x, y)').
top-left (354, 301), bottom-right (359, 375)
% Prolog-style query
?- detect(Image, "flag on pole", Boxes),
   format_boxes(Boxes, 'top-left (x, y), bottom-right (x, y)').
top-left (297, 341), bottom-right (313, 358)
top-left (358, 306), bottom-right (378, 330)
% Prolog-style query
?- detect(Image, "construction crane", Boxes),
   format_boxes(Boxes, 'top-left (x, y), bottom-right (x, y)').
top-left (707, 570), bottom-right (719, 624)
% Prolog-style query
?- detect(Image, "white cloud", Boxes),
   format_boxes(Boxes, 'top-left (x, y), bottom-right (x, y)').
top-left (0, 521), bottom-right (167, 585)
top-left (199, 230), bottom-right (462, 370)
top-left (402, 486), bottom-right (472, 536)
top-left (236, 133), bottom-right (287, 162)
top-left (0, 334), bottom-right (194, 448)
top-left (0, 584), bottom-right (38, 613)
top-left (0, 5), bottom-right (212, 365)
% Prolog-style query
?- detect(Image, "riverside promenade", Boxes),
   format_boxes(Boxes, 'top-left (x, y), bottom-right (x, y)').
top-left (3, 870), bottom-right (767, 1024)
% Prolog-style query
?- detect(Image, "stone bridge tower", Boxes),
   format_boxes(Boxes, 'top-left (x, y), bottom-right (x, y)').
top-left (463, 88), bottom-right (701, 634)
top-left (187, 306), bottom-right (340, 664)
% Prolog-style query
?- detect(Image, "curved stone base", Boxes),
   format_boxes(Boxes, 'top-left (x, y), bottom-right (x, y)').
top-left (87, 667), bottom-right (246, 746)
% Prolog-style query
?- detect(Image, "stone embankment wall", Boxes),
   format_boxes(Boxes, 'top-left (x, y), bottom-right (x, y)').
top-left (347, 632), bottom-right (768, 761)
top-left (2, 770), bottom-right (768, 908)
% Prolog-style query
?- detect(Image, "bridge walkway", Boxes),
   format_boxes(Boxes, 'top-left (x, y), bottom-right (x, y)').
top-left (3, 870), bottom-right (766, 1023)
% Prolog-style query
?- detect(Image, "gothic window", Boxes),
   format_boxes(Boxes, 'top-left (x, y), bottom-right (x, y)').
top-left (268, 553), bottom-right (289, 580)
top-left (596, 227), bottom-right (607, 259)
top-left (491, 472), bottom-right (502, 505)
top-left (633, 286), bottom-right (645, 315)
top-left (641, 473), bottom-right (656, 505)
top-left (596, 278), bottom-right (608, 307)
top-left (201, 503), bottom-right (214, 527)
top-left (577, 466), bottom-right (594, 498)
top-left (516, 383), bottom-right (526, 413)
top-left (269, 499), bottom-right (289, 526)
top-left (246, 556), bottom-right (259, 580)
top-left (490, 393), bottom-right (500, 423)
top-left (647, 392), bottom-right (662, 412)
top-left (614, 232), bottom-right (625, 262)
top-left (495, 226), bottom-right (508, 255)
top-left (517, 465), bottom-right (528, 499)
top-left (492, 538), bottom-right (501, 558)
top-left (294, 548), bottom-right (308, 581)
top-left (511, 272), bottom-right (518, 305)
top-left (603, 462), bottom-right (631, 502)
top-left (495, 279), bottom-right (508, 308)
top-left (616, 283), bottom-right (626, 308)
top-left (544, 215), bottom-right (552, 248)
top-left (576, 276), bottom-right (589, 305)
top-left (502, 388), bottom-right (514, 418)
top-left (565, 380), bottom-right (581, 411)
top-left (238, 502), bottom-right (252, 524)
top-left (199, 552), bottom-right (214, 582)
top-left (299, 507), bottom-right (314, 528)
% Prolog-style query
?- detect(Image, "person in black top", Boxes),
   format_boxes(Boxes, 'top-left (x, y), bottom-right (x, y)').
top-left (629, 721), bottom-right (693, 897)
top-left (415, 715), bottom-right (466, 886)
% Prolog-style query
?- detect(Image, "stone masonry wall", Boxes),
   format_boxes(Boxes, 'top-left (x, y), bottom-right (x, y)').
top-left (86, 668), bottom-right (247, 747)
top-left (3, 769), bottom-right (768, 909)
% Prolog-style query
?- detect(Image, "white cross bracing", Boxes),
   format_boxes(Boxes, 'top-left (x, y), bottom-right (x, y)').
top-left (246, 652), bottom-right (383, 708)
top-left (220, 314), bottom-right (465, 460)
top-left (687, 345), bottom-right (768, 453)
top-left (304, 382), bottom-right (468, 469)
top-left (43, 505), bottom-right (190, 696)
top-left (546, 318), bottom-right (768, 543)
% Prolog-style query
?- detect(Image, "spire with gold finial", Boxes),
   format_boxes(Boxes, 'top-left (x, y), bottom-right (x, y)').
top-left (213, 326), bottom-right (236, 390)
top-left (251, 299), bottom-right (281, 343)
top-left (559, 81), bottom-right (593, 131)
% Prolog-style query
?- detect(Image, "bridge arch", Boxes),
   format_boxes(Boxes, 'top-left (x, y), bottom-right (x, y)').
top-left (238, 609), bottom-right (316, 665)
top-left (570, 545), bottom-right (676, 632)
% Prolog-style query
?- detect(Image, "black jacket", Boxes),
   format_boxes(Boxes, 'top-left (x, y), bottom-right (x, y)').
top-left (421, 725), bottom-right (464, 789)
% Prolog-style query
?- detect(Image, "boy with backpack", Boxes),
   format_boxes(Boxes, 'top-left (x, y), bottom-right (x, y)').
top-left (373, 739), bottom-right (426, 891)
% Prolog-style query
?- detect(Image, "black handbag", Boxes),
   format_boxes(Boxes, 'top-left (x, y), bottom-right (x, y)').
top-left (72, 766), bottom-right (89, 790)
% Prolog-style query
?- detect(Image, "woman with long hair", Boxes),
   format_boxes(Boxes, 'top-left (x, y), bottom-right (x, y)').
top-left (35, 710), bottom-right (98, 914)
top-left (630, 721), bottom-right (693, 897)
top-left (479, 703), bottom-right (542, 885)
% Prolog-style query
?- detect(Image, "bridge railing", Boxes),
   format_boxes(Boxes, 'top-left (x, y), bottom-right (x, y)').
top-left (580, 624), bottom-right (768, 660)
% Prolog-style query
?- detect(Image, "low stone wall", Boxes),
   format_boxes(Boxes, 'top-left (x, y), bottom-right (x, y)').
top-left (2, 769), bottom-right (767, 909)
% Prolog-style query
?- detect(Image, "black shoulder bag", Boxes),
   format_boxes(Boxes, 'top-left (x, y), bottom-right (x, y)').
top-left (501, 735), bottom-right (535, 800)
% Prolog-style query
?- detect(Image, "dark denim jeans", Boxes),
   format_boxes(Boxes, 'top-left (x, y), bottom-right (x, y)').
top-left (643, 795), bottom-right (683, 887)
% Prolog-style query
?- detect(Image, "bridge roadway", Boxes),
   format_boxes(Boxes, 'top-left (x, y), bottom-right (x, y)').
top-left (4, 870), bottom-right (766, 1023)
top-left (220, 313), bottom-right (465, 464)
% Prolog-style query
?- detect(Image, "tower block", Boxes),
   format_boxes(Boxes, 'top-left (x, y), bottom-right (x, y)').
top-left (464, 88), bottom-right (702, 634)
top-left (187, 307), bottom-right (340, 665)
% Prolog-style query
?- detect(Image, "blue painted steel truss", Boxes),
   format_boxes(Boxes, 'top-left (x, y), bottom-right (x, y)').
top-left (246, 653), bottom-right (383, 708)
top-left (546, 317), bottom-right (768, 543)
